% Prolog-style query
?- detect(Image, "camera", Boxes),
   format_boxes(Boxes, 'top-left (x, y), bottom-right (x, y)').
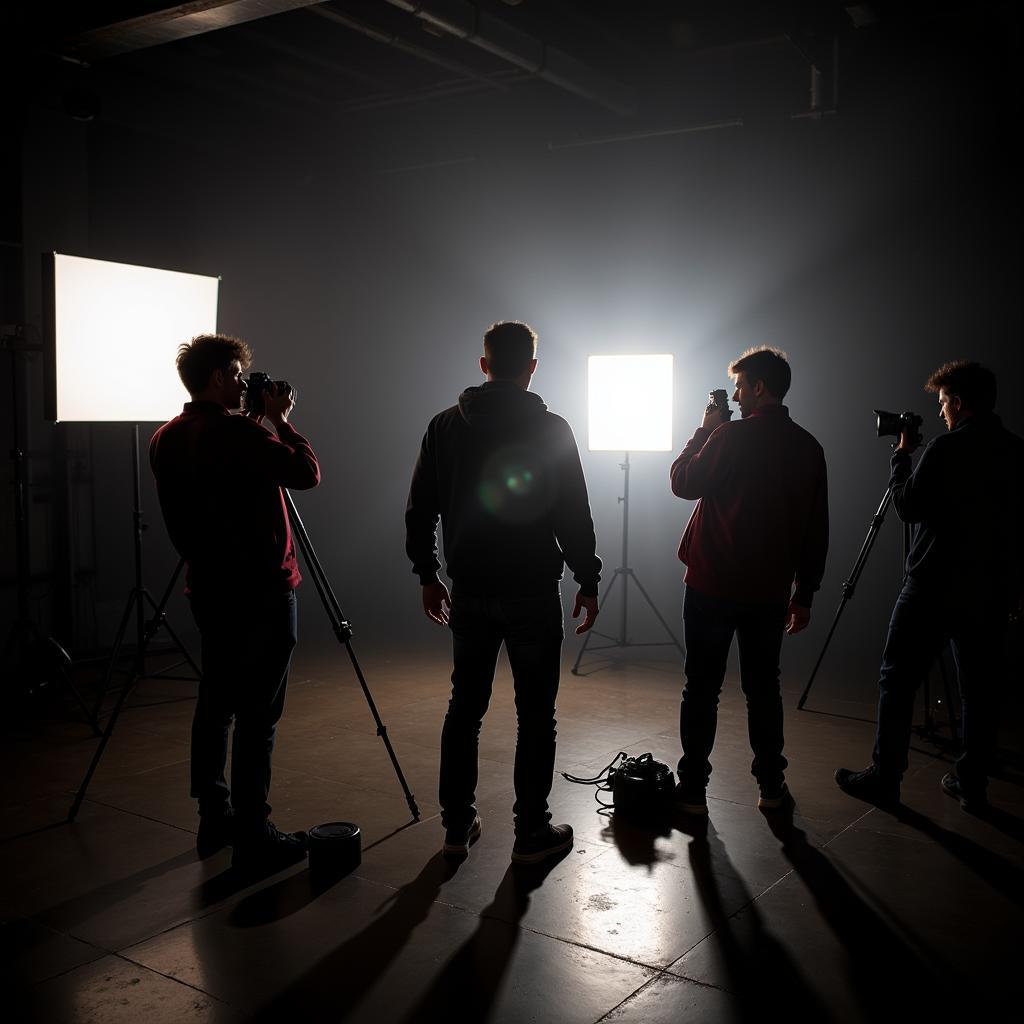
top-left (874, 409), bottom-right (923, 447)
top-left (243, 371), bottom-right (293, 416)
top-left (707, 388), bottom-right (734, 421)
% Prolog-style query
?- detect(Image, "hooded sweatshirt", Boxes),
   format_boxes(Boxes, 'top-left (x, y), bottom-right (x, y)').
top-left (406, 380), bottom-right (601, 596)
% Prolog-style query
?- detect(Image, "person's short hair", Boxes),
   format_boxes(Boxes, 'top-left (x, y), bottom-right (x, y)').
top-left (176, 334), bottom-right (252, 395)
top-left (925, 360), bottom-right (996, 413)
top-left (728, 346), bottom-right (791, 400)
top-left (483, 321), bottom-right (538, 379)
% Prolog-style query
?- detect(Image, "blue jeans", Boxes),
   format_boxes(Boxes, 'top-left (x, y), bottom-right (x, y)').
top-left (678, 585), bottom-right (788, 791)
top-left (188, 589), bottom-right (297, 827)
top-left (873, 579), bottom-right (1005, 790)
top-left (440, 587), bottom-right (564, 836)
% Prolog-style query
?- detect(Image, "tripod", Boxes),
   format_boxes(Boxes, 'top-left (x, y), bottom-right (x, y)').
top-left (796, 482), bottom-right (959, 743)
top-left (572, 452), bottom-right (684, 674)
top-left (284, 490), bottom-right (420, 820)
top-left (70, 483), bottom-right (420, 822)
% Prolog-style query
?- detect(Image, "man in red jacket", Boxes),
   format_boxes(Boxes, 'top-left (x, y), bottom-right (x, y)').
top-left (670, 347), bottom-right (828, 815)
top-left (150, 334), bottom-right (320, 873)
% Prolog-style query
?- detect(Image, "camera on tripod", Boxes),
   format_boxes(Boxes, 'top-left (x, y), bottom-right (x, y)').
top-left (874, 409), bottom-right (923, 448)
top-left (243, 371), bottom-right (294, 416)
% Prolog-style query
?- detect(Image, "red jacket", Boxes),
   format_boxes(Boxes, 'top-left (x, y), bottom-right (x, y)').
top-left (149, 401), bottom-right (320, 596)
top-left (670, 404), bottom-right (828, 607)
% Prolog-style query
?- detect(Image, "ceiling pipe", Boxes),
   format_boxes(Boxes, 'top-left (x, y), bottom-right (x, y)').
top-left (308, 4), bottom-right (510, 94)
top-left (380, 0), bottom-right (635, 115)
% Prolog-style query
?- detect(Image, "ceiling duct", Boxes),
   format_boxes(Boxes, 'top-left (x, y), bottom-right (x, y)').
top-left (59, 1), bottom-right (327, 63)
top-left (381, 0), bottom-right (635, 115)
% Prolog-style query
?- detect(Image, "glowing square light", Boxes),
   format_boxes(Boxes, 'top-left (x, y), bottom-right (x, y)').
top-left (588, 354), bottom-right (674, 452)
top-left (47, 253), bottom-right (219, 422)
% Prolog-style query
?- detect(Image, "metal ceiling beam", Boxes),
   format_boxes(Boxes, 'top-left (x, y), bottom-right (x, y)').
top-left (59, 1), bottom-right (327, 63)
top-left (381, 0), bottom-right (635, 115)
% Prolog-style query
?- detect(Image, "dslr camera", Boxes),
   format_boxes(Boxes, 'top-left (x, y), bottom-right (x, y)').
top-left (707, 388), bottom-right (734, 421)
top-left (243, 371), bottom-right (294, 417)
top-left (874, 409), bottom-right (923, 448)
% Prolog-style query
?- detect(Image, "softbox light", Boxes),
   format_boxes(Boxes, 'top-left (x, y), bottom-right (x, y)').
top-left (587, 354), bottom-right (673, 452)
top-left (44, 253), bottom-right (219, 423)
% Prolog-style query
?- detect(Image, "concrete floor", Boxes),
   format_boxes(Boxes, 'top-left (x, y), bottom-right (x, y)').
top-left (3, 639), bottom-right (1022, 1022)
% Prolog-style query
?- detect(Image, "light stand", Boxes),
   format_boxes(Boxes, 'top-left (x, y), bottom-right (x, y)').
top-left (2, 326), bottom-right (95, 729)
top-left (68, 424), bottom-right (200, 822)
top-left (88, 424), bottom-right (201, 723)
top-left (572, 452), bottom-right (684, 674)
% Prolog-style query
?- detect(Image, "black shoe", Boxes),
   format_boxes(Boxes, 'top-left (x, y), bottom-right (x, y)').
top-left (674, 783), bottom-right (709, 817)
top-left (511, 823), bottom-right (573, 865)
top-left (834, 766), bottom-right (900, 807)
top-left (941, 772), bottom-right (988, 813)
top-left (442, 815), bottom-right (482, 859)
top-left (196, 809), bottom-right (235, 858)
top-left (757, 782), bottom-right (793, 811)
top-left (231, 821), bottom-right (309, 875)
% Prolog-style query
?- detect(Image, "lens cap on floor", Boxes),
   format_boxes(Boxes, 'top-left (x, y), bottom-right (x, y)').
top-left (308, 821), bottom-right (361, 877)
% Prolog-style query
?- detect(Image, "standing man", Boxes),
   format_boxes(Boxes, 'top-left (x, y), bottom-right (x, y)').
top-left (670, 347), bottom-right (828, 815)
top-left (150, 334), bottom-right (320, 873)
top-left (836, 361), bottom-right (1024, 811)
top-left (406, 321), bottom-right (601, 864)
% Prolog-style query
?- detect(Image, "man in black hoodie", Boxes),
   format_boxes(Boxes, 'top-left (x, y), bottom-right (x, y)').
top-left (406, 321), bottom-right (601, 864)
top-left (836, 361), bottom-right (1024, 811)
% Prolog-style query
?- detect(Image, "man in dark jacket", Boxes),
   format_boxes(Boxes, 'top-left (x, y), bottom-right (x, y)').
top-left (406, 321), bottom-right (601, 864)
top-left (670, 347), bottom-right (828, 815)
top-left (150, 334), bottom-right (320, 873)
top-left (836, 361), bottom-right (1024, 811)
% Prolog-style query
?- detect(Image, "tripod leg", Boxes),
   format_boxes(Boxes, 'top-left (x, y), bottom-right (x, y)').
top-left (91, 589), bottom-right (139, 723)
top-left (142, 588), bottom-right (202, 680)
top-left (345, 642), bottom-right (420, 820)
top-left (627, 571), bottom-right (684, 656)
top-left (797, 594), bottom-right (849, 710)
top-left (284, 491), bottom-right (419, 819)
top-left (68, 648), bottom-right (143, 822)
top-left (572, 570), bottom-right (622, 674)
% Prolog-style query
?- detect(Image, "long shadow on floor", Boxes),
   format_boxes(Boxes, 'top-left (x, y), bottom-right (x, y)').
top-left (674, 814), bottom-right (831, 1022)
top-left (245, 853), bottom-right (462, 1020)
top-left (398, 854), bottom-right (567, 1023)
top-left (766, 809), bottom-right (986, 1019)
top-left (26, 849), bottom-right (198, 932)
top-left (893, 803), bottom-right (1024, 887)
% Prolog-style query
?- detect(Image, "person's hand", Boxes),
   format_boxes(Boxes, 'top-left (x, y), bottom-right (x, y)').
top-left (422, 581), bottom-right (451, 626)
top-left (701, 406), bottom-right (724, 431)
top-left (896, 429), bottom-right (920, 454)
top-left (785, 601), bottom-right (810, 635)
top-left (263, 383), bottom-right (295, 428)
top-left (572, 591), bottom-right (599, 634)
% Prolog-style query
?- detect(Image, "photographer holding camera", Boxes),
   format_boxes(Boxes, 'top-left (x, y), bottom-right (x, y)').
top-left (150, 334), bottom-right (320, 872)
top-left (836, 361), bottom-right (1024, 811)
top-left (671, 347), bottom-right (829, 815)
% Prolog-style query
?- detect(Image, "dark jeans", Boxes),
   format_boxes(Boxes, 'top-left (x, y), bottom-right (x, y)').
top-left (678, 585), bottom-right (788, 791)
top-left (873, 579), bottom-right (1005, 790)
top-left (188, 589), bottom-right (297, 828)
top-left (440, 587), bottom-right (564, 836)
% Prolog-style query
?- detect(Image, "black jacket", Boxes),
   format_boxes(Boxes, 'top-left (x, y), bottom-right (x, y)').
top-left (891, 411), bottom-right (1024, 605)
top-left (406, 381), bottom-right (601, 596)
